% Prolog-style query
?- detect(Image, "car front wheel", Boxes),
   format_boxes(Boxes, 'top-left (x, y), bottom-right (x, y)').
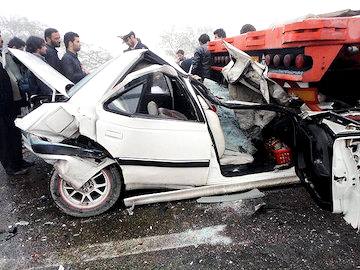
top-left (50, 165), bottom-right (122, 217)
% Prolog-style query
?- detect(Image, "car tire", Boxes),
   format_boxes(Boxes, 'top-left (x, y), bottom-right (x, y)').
top-left (50, 165), bottom-right (122, 217)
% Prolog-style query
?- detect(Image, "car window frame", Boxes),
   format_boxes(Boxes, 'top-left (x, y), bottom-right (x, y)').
top-left (104, 72), bottom-right (205, 123)
top-left (104, 77), bottom-right (149, 117)
top-left (164, 74), bottom-right (205, 123)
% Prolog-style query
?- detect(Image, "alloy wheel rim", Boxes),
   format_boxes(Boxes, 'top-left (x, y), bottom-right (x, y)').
top-left (60, 170), bottom-right (111, 209)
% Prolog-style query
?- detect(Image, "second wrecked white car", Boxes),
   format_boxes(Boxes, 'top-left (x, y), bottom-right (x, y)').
top-left (6, 45), bottom-right (360, 230)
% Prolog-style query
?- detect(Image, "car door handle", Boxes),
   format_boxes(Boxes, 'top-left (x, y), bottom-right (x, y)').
top-left (105, 130), bottom-right (123, 139)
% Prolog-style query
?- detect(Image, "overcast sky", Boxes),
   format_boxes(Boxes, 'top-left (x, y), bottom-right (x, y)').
top-left (1, 0), bottom-right (359, 55)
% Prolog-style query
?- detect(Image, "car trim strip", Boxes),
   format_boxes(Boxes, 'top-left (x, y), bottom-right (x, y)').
top-left (116, 159), bottom-right (210, 168)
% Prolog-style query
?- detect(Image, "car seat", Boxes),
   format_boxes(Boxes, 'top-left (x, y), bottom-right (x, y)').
top-left (197, 96), bottom-right (254, 165)
top-left (147, 101), bottom-right (188, 120)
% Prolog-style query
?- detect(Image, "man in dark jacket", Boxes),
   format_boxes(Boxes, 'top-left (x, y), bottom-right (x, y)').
top-left (44, 28), bottom-right (62, 73)
top-left (0, 32), bottom-right (31, 175)
top-left (213, 28), bottom-right (226, 39)
top-left (61, 32), bottom-right (88, 84)
top-left (176, 49), bottom-right (192, 73)
top-left (120, 31), bottom-right (148, 52)
top-left (25, 36), bottom-right (53, 96)
top-left (240, 24), bottom-right (256, 34)
top-left (6, 37), bottom-right (29, 96)
top-left (191, 34), bottom-right (211, 81)
top-left (8, 37), bottom-right (25, 50)
top-left (4, 37), bottom-right (29, 114)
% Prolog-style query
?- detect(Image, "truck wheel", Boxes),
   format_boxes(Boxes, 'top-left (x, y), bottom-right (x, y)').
top-left (50, 165), bottom-right (122, 217)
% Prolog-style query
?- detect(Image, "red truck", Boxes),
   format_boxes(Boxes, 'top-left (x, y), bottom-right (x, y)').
top-left (208, 11), bottom-right (360, 110)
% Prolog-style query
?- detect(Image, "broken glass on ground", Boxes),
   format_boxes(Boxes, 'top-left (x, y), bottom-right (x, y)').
top-left (197, 189), bottom-right (267, 217)
top-left (197, 189), bottom-right (265, 203)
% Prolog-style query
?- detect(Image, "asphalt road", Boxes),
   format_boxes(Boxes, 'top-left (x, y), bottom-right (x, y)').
top-left (1, 153), bottom-right (360, 270)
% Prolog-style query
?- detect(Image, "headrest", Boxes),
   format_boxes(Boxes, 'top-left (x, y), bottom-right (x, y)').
top-left (147, 101), bottom-right (159, 116)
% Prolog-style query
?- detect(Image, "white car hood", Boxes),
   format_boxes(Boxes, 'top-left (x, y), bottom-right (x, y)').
top-left (8, 48), bottom-right (72, 97)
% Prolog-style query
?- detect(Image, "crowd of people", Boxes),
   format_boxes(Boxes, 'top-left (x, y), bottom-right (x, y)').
top-left (0, 27), bottom-right (90, 175)
top-left (176, 25), bottom-right (256, 82)
top-left (174, 30), bottom-right (219, 81)
top-left (0, 25), bottom-right (256, 176)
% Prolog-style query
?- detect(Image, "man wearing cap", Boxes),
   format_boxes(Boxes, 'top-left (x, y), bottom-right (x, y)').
top-left (121, 31), bottom-right (148, 52)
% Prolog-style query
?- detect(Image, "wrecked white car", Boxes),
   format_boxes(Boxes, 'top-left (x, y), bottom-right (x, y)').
top-left (6, 47), bottom-right (360, 230)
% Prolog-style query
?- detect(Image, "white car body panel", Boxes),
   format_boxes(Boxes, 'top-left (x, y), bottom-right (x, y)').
top-left (95, 63), bottom-right (212, 186)
top-left (53, 156), bottom-right (116, 190)
top-left (99, 64), bottom-right (179, 103)
top-left (332, 136), bottom-right (360, 229)
top-left (15, 103), bottom-right (79, 142)
top-left (51, 155), bottom-right (115, 189)
top-left (69, 50), bottom-right (146, 108)
top-left (96, 111), bottom-right (211, 162)
top-left (122, 165), bottom-right (210, 188)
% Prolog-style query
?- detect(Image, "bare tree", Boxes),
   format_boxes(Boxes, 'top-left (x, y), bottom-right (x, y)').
top-left (0, 16), bottom-right (45, 42)
top-left (78, 44), bottom-right (112, 70)
top-left (159, 26), bottom-right (213, 58)
top-left (0, 16), bottom-right (111, 70)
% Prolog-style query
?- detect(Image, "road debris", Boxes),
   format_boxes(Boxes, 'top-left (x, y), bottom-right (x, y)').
top-left (15, 221), bottom-right (29, 226)
top-left (126, 203), bottom-right (135, 216)
top-left (0, 226), bottom-right (17, 242)
top-left (44, 221), bottom-right (55, 226)
top-left (253, 202), bottom-right (267, 215)
top-left (197, 189), bottom-right (265, 203)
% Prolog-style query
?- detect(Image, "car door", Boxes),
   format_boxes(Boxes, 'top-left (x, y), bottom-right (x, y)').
top-left (96, 65), bottom-right (212, 188)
